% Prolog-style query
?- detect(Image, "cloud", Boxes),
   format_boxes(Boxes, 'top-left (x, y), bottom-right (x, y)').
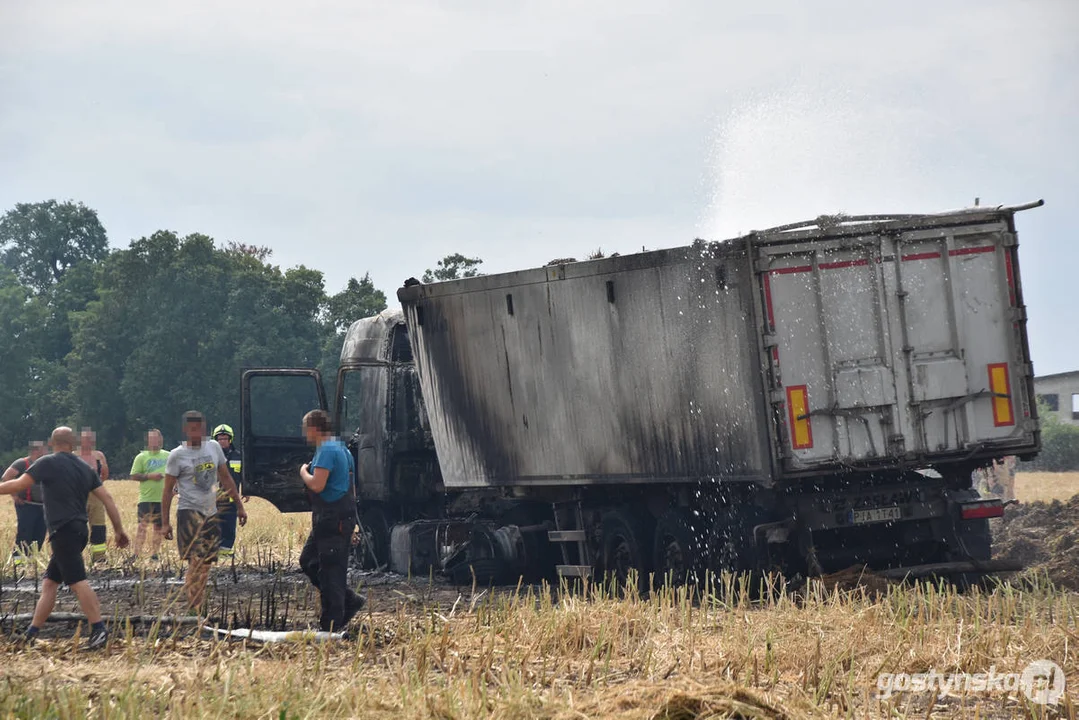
top-left (1, 0), bottom-right (1077, 371)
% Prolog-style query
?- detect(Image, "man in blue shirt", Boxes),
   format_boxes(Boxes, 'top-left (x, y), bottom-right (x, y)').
top-left (298, 409), bottom-right (365, 632)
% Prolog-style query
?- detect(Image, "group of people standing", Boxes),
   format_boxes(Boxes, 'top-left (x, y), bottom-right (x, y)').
top-left (123, 421), bottom-right (245, 563)
top-left (6, 423), bottom-right (245, 566)
top-left (4, 428), bottom-right (111, 565)
top-left (1, 408), bottom-right (364, 648)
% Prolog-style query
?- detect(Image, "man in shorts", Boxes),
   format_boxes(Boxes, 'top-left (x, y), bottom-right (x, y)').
top-left (129, 429), bottom-right (169, 557)
top-left (161, 411), bottom-right (247, 612)
top-left (4, 440), bottom-right (48, 565)
top-left (0, 426), bottom-right (129, 649)
top-left (78, 428), bottom-right (110, 562)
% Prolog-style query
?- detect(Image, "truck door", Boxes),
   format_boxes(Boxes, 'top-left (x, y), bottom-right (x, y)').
top-left (757, 216), bottom-right (1034, 474)
top-left (241, 368), bottom-right (327, 512)
top-left (892, 222), bottom-right (1030, 455)
top-left (761, 241), bottom-right (900, 470)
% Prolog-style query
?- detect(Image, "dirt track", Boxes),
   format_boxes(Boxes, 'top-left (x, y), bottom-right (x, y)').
top-left (993, 493), bottom-right (1079, 590)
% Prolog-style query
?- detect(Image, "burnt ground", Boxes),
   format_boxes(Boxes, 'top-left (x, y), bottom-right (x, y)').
top-left (3, 495), bottom-right (1077, 641)
top-left (0, 560), bottom-right (479, 640)
top-left (993, 493), bottom-right (1079, 590)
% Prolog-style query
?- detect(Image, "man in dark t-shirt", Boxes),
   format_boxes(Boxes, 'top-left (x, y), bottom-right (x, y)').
top-left (0, 426), bottom-right (130, 650)
top-left (4, 440), bottom-right (47, 563)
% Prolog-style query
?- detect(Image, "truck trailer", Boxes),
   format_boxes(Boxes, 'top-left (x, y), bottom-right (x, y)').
top-left (241, 202), bottom-right (1042, 585)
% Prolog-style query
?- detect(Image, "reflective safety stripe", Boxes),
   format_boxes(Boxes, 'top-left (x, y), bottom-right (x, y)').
top-left (786, 385), bottom-right (814, 449)
top-left (228, 460), bottom-right (242, 473)
top-left (987, 363), bottom-right (1015, 427)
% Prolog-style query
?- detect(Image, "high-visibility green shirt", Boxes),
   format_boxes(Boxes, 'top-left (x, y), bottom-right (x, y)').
top-left (130, 449), bottom-right (170, 503)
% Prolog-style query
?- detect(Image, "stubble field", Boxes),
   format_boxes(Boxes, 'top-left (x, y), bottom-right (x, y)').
top-left (0, 476), bottom-right (1076, 719)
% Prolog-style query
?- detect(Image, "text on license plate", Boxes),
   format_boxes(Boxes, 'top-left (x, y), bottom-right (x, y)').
top-left (850, 506), bottom-right (902, 525)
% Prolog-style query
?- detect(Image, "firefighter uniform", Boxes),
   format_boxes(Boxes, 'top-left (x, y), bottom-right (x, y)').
top-left (212, 424), bottom-right (243, 558)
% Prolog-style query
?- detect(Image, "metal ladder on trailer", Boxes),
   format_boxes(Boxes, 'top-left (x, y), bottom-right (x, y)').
top-left (548, 501), bottom-right (592, 579)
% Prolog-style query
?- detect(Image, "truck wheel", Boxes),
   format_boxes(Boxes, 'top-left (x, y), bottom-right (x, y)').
top-left (653, 510), bottom-right (704, 587)
top-left (712, 504), bottom-right (765, 575)
top-left (601, 509), bottom-right (654, 595)
top-left (356, 506), bottom-right (394, 570)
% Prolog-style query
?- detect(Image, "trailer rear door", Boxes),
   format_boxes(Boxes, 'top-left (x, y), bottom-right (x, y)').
top-left (755, 215), bottom-right (1035, 474)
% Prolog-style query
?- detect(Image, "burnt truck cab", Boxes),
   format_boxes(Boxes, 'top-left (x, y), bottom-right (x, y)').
top-left (241, 310), bottom-right (442, 559)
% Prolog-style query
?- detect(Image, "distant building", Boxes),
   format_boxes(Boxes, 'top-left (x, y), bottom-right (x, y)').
top-left (1034, 371), bottom-right (1079, 426)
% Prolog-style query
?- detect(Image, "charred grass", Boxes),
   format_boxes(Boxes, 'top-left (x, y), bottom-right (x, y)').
top-left (0, 483), bottom-right (1077, 718)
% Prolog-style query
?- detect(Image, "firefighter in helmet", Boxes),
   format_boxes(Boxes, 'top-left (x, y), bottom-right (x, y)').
top-left (212, 424), bottom-right (243, 558)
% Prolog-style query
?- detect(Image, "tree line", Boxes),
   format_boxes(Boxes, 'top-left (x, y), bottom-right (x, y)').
top-left (0, 199), bottom-right (481, 469)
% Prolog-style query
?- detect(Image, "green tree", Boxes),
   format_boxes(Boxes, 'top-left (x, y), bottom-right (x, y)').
top-left (1023, 398), bottom-right (1079, 472)
top-left (319, 274), bottom-right (388, 405)
top-left (325, 274), bottom-right (387, 334)
top-left (422, 253), bottom-right (483, 283)
top-left (0, 266), bottom-right (67, 456)
top-left (0, 200), bottom-right (109, 293)
top-left (66, 230), bottom-right (337, 460)
top-left (0, 268), bottom-right (37, 452)
top-left (0, 202), bottom-right (388, 464)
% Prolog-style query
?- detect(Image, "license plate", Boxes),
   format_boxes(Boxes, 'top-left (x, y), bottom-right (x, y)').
top-left (850, 506), bottom-right (902, 525)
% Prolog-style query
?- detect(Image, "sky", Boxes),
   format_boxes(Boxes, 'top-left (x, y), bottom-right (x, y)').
top-left (1, 1), bottom-right (1076, 373)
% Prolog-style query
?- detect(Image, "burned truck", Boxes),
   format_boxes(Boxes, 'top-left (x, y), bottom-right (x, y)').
top-left (242, 202), bottom-right (1042, 584)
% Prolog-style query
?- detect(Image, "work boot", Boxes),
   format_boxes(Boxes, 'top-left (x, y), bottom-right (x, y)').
top-left (90, 544), bottom-right (108, 564)
top-left (343, 591), bottom-right (367, 626)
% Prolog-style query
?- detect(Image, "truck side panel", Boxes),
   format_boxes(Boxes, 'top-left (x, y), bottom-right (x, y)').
top-left (400, 244), bottom-right (773, 489)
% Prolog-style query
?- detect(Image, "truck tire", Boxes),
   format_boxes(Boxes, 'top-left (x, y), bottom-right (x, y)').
top-left (712, 503), bottom-right (765, 574)
top-left (601, 509), bottom-right (654, 595)
top-left (653, 510), bottom-right (705, 586)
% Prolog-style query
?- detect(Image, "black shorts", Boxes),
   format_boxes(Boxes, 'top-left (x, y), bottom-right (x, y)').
top-left (176, 509), bottom-right (220, 563)
top-left (45, 521), bottom-right (89, 586)
top-left (137, 502), bottom-right (163, 527)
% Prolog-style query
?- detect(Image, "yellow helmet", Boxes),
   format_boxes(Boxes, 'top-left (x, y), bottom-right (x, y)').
top-left (212, 424), bottom-right (234, 441)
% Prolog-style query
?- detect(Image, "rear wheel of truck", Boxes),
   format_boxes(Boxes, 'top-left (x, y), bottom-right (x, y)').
top-left (600, 509), bottom-right (654, 596)
top-left (653, 510), bottom-right (705, 587)
top-left (710, 503), bottom-right (767, 595)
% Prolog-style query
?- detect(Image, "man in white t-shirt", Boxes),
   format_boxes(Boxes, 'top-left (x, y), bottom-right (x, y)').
top-left (162, 410), bottom-right (247, 612)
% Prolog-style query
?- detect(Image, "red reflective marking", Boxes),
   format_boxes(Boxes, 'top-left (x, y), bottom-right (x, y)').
top-left (961, 504), bottom-right (1005, 520)
top-left (763, 272), bottom-right (776, 328)
top-left (818, 258), bottom-right (870, 270)
top-left (1004, 252), bottom-right (1016, 306)
top-left (770, 265), bottom-right (813, 275)
top-left (901, 252), bottom-right (942, 262)
top-left (762, 273), bottom-right (780, 368)
top-left (949, 245), bottom-right (995, 257)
